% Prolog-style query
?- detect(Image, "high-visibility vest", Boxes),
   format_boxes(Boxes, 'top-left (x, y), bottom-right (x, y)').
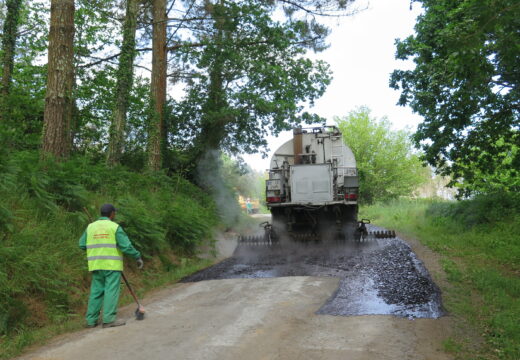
top-left (86, 219), bottom-right (123, 271)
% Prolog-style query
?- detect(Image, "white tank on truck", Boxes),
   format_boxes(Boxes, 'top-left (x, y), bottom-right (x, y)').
top-left (266, 126), bottom-right (360, 238)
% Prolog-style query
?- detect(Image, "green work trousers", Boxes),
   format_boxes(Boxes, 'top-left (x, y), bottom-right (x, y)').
top-left (86, 270), bottom-right (121, 325)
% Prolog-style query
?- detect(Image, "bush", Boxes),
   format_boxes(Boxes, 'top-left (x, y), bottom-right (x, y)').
top-left (426, 193), bottom-right (520, 228)
top-left (162, 193), bottom-right (216, 254)
top-left (117, 196), bottom-right (168, 256)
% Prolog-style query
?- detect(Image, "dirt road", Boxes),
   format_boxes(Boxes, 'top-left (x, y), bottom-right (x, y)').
top-left (20, 277), bottom-right (451, 360)
top-left (19, 223), bottom-right (453, 360)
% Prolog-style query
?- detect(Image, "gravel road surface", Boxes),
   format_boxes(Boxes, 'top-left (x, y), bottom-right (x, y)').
top-left (18, 223), bottom-right (452, 360)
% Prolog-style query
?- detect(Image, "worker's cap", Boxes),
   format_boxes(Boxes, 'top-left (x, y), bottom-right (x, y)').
top-left (100, 203), bottom-right (117, 215)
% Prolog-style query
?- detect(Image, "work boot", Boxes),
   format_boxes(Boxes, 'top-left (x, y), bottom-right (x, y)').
top-left (85, 323), bottom-right (98, 328)
top-left (102, 319), bottom-right (126, 328)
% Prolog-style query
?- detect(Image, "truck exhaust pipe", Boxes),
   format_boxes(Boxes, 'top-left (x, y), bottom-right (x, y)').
top-left (293, 128), bottom-right (303, 165)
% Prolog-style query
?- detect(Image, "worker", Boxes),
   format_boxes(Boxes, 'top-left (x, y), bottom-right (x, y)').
top-left (79, 204), bottom-right (143, 328)
top-left (246, 198), bottom-right (253, 214)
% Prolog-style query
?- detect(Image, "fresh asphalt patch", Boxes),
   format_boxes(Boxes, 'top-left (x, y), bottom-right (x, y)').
top-left (182, 226), bottom-right (443, 319)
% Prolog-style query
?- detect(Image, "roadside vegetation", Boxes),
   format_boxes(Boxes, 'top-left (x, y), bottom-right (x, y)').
top-left (0, 149), bottom-right (220, 359)
top-left (220, 155), bottom-right (268, 215)
top-left (361, 196), bottom-right (520, 360)
top-left (383, 2), bottom-right (519, 356)
top-left (336, 106), bottom-right (429, 204)
top-left (391, 0), bottom-right (519, 198)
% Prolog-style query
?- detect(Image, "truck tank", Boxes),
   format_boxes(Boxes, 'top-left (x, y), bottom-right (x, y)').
top-left (266, 126), bottom-right (360, 240)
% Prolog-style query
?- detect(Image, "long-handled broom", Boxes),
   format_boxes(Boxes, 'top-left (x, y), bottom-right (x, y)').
top-left (122, 272), bottom-right (146, 320)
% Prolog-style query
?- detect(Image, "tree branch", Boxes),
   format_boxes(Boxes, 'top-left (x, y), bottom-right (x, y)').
top-left (166, 0), bottom-right (176, 17)
top-left (276, 0), bottom-right (357, 17)
top-left (167, 16), bottom-right (211, 22)
top-left (167, 0), bottom-right (198, 44)
top-left (78, 53), bottom-right (122, 68)
top-left (78, 35), bottom-right (322, 69)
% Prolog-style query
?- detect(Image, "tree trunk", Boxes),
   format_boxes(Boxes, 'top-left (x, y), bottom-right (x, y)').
top-left (147, 0), bottom-right (167, 171)
top-left (107, 0), bottom-right (139, 166)
top-left (1, 0), bottom-right (22, 97)
top-left (193, 1), bottom-right (229, 163)
top-left (0, 0), bottom-right (23, 123)
top-left (41, 0), bottom-right (75, 160)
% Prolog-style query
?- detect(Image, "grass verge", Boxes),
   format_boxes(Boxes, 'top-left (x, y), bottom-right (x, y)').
top-left (361, 198), bottom-right (520, 360)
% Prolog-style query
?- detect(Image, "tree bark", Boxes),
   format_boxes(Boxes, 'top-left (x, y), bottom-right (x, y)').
top-left (41, 0), bottom-right (75, 160)
top-left (0, 0), bottom-right (23, 124)
top-left (107, 0), bottom-right (140, 166)
top-left (147, 0), bottom-right (167, 171)
top-left (1, 0), bottom-right (22, 97)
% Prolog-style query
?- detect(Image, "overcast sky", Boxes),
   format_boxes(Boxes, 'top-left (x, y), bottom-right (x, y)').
top-left (243, 0), bottom-right (423, 171)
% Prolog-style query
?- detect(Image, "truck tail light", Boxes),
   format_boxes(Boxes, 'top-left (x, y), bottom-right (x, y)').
top-left (267, 196), bottom-right (281, 203)
top-left (345, 193), bottom-right (357, 201)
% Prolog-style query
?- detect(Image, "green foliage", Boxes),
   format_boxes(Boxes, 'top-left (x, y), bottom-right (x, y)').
top-left (0, 0), bottom-right (48, 147)
top-left (220, 154), bottom-right (265, 199)
top-left (452, 141), bottom-right (520, 197)
top-left (336, 106), bottom-right (428, 203)
top-left (168, 0), bottom-right (332, 165)
top-left (0, 149), bottom-right (218, 341)
top-left (0, 206), bottom-right (85, 338)
top-left (390, 0), bottom-right (520, 196)
top-left (1, 0), bottom-right (23, 89)
top-left (361, 198), bottom-right (520, 360)
top-left (116, 196), bottom-right (168, 256)
top-left (161, 192), bottom-right (216, 255)
top-left (426, 192), bottom-right (520, 228)
top-left (1, 0), bottom-right (345, 168)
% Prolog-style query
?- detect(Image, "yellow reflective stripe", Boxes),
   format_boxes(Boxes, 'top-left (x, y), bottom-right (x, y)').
top-left (86, 244), bottom-right (118, 249)
top-left (87, 256), bottom-right (123, 261)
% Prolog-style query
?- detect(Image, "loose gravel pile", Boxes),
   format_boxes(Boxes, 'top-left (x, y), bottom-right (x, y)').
top-left (182, 230), bottom-right (443, 318)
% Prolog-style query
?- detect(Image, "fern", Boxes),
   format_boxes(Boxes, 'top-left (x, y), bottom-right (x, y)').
top-left (0, 149), bottom-right (219, 338)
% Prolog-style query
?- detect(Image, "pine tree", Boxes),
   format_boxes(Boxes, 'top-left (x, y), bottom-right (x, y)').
top-left (41, 0), bottom-right (75, 159)
top-left (147, 0), bottom-right (167, 171)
